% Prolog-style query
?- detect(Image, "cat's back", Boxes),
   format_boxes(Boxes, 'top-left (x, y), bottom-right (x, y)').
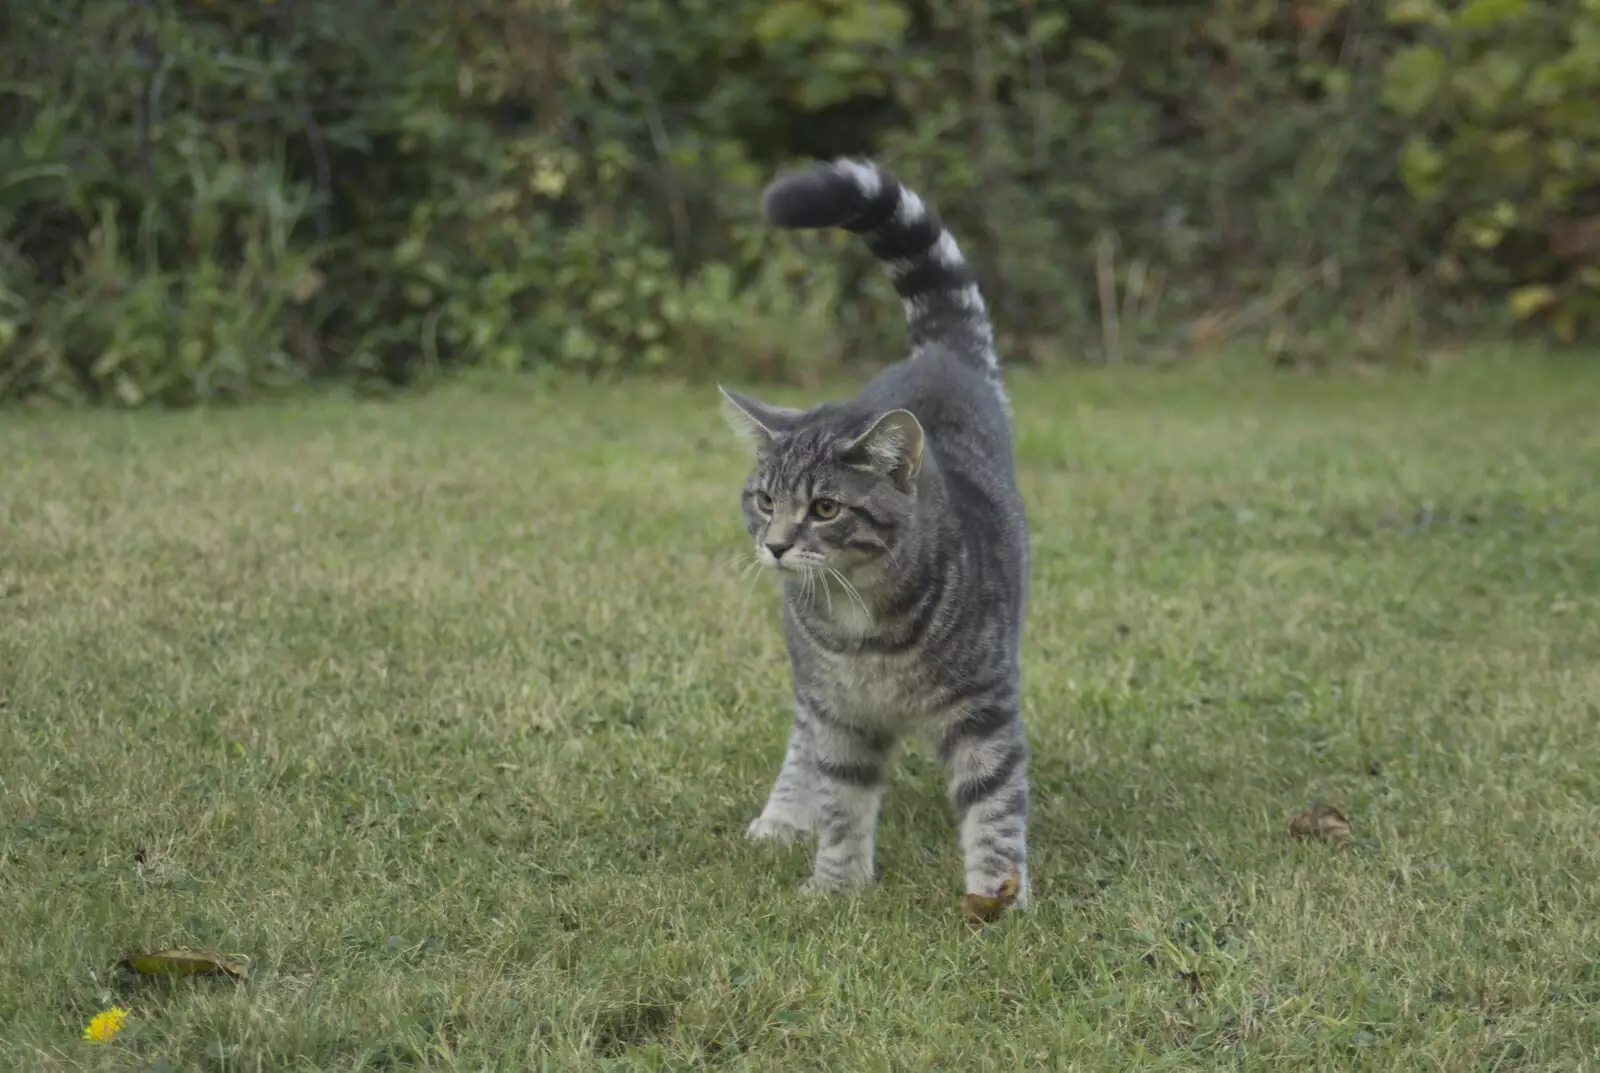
top-left (852, 345), bottom-right (1029, 659)
top-left (863, 346), bottom-right (1014, 469)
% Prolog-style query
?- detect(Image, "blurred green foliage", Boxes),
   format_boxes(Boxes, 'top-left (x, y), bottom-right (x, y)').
top-left (0, 0), bottom-right (1593, 405)
top-left (1381, 0), bottom-right (1600, 342)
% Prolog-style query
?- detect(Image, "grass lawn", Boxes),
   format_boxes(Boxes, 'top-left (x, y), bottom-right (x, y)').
top-left (3, 350), bottom-right (1599, 1071)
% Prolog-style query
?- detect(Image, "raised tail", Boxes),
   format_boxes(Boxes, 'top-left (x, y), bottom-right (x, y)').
top-left (761, 158), bottom-right (998, 379)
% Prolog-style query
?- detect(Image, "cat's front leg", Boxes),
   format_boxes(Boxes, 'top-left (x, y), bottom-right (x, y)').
top-left (799, 713), bottom-right (894, 894)
top-left (936, 697), bottom-right (1031, 914)
top-left (747, 704), bottom-right (820, 843)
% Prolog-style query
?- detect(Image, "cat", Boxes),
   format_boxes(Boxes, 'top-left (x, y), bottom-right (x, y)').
top-left (719, 158), bottom-right (1031, 917)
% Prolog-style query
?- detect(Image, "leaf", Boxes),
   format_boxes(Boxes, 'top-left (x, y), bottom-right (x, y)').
top-left (1457, 0), bottom-right (1528, 28)
top-left (826, 0), bottom-right (909, 47)
top-left (1467, 220), bottom-right (1508, 249)
top-left (1385, 0), bottom-right (1447, 26)
top-left (1546, 138), bottom-right (1581, 175)
top-left (1399, 136), bottom-right (1446, 203)
top-left (1026, 13), bottom-right (1069, 46)
top-left (1552, 306), bottom-right (1578, 342)
top-left (961, 867), bottom-right (1021, 924)
top-left (1383, 46), bottom-right (1446, 117)
top-left (117, 949), bottom-right (248, 981)
top-left (1508, 284), bottom-right (1557, 319)
top-left (1523, 59), bottom-right (1570, 107)
top-left (752, 0), bottom-right (826, 47)
top-left (1289, 803), bottom-right (1353, 843)
top-left (1456, 51), bottom-right (1526, 114)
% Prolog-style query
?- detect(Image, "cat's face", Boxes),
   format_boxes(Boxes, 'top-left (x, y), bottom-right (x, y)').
top-left (739, 441), bottom-right (898, 575)
top-left (720, 388), bottom-right (924, 581)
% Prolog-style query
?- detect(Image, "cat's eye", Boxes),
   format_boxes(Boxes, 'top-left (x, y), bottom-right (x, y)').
top-left (754, 490), bottom-right (774, 513)
top-left (811, 498), bottom-right (840, 520)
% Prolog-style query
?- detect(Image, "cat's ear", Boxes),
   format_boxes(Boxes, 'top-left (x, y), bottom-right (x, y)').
top-left (718, 386), bottom-right (801, 455)
top-left (844, 409), bottom-right (925, 489)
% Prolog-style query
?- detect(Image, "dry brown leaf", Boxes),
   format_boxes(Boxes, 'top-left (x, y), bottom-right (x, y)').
top-left (961, 868), bottom-right (1021, 925)
top-left (1289, 803), bottom-right (1353, 843)
top-left (117, 949), bottom-right (248, 982)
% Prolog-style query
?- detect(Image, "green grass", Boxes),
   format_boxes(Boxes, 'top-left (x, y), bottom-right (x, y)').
top-left (3, 350), bottom-right (1599, 1071)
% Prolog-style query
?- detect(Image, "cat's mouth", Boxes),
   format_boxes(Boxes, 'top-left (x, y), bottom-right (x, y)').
top-left (757, 545), bottom-right (829, 573)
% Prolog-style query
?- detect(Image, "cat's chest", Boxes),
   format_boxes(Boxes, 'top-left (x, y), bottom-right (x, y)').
top-left (794, 642), bottom-right (951, 728)
top-left (783, 597), bottom-right (965, 727)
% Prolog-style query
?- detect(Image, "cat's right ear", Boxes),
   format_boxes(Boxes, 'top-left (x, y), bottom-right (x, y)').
top-left (718, 386), bottom-right (801, 455)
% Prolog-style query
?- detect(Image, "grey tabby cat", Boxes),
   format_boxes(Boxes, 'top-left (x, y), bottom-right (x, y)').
top-left (719, 158), bottom-right (1031, 916)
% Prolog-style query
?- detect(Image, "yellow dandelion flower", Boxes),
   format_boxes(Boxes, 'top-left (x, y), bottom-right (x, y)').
top-left (82, 1006), bottom-right (129, 1043)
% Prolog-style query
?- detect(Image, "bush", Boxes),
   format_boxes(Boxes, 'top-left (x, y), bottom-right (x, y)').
top-left (0, 0), bottom-right (1589, 407)
top-left (1380, 0), bottom-right (1600, 341)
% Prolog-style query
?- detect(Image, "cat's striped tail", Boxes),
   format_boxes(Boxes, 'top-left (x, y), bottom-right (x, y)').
top-left (760, 158), bottom-right (999, 381)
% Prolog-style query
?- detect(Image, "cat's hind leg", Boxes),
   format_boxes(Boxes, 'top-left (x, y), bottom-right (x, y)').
top-left (936, 697), bottom-right (1030, 915)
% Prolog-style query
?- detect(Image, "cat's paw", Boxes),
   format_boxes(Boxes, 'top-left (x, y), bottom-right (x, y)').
top-left (797, 876), bottom-right (836, 898)
top-left (745, 814), bottom-right (810, 844)
top-left (798, 869), bottom-right (874, 897)
top-left (961, 867), bottom-right (1025, 924)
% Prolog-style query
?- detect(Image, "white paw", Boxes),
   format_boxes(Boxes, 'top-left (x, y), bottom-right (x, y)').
top-left (799, 870), bottom-right (874, 897)
top-left (746, 814), bottom-right (811, 843)
top-left (798, 876), bottom-right (846, 898)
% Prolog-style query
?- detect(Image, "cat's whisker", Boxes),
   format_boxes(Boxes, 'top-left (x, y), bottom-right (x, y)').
top-left (719, 549), bottom-right (767, 610)
top-left (722, 552), bottom-right (768, 604)
top-left (829, 568), bottom-right (872, 623)
top-left (713, 552), bottom-right (744, 590)
top-left (738, 559), bottom-right (768, 605)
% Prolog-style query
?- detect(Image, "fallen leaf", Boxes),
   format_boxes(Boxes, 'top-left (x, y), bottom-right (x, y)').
top-left (117, 950), bottom-right (248, 982)
top-left (1289, 803), bottom-right (1353, 843)
top-left (961, 868), bottom-right (1021, 925)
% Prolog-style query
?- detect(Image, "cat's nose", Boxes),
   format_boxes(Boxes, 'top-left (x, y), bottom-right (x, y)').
top-left (764, 540), bottom-right (793, 560)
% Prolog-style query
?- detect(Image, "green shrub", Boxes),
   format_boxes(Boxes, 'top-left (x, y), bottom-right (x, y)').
top-left (5, 0), bottom-right (1583, 408)
top-left (1381, 0), bottom-right (1600, 342)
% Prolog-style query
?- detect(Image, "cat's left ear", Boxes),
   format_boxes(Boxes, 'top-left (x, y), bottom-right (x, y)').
top-left (718, 385), bottom-right (803, 455)
top-left (844, 409), bottom-right (924, 490)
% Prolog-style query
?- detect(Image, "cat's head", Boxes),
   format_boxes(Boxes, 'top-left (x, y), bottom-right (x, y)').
top-left (719, 386), bottom-right (925, 579)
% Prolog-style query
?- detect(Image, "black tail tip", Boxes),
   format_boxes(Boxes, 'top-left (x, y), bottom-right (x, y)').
top-left (760, 160), bottom-right (885, 230)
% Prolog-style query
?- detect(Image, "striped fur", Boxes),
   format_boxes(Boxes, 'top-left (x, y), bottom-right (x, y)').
top-left (760, 158), bottom-right (1006, 408)
top-left (723, 158), bottom-right (1030, 914)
